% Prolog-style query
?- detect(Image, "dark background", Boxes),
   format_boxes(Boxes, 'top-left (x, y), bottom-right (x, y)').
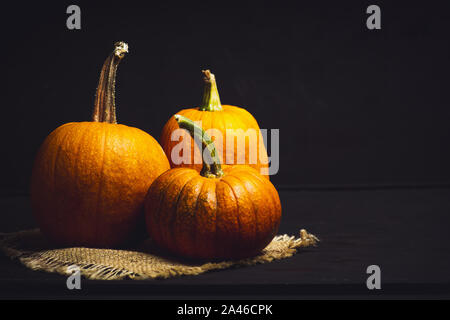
top-left (1, 0), bottom-right (450, 195)
top-left (1, 0), bottom-right (450, 300)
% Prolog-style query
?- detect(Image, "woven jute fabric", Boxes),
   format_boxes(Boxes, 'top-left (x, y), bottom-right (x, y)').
top-left (0, 229), bottom-right (318, 280)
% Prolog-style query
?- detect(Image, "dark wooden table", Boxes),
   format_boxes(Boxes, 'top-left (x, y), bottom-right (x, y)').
top-left (1, 188), bottom-right (450, 299)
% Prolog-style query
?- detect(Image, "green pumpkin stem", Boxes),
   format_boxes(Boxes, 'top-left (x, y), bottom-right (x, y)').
top-left (174, 114), bottom-right (224, 178)
top-left (199, 70), bottom-right (223, 111)
top-left (92, 41), bottom-right (128, 124)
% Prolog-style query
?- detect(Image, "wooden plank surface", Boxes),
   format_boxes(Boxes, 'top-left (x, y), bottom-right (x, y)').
top-left (1, 188), bottom-right (449, 298)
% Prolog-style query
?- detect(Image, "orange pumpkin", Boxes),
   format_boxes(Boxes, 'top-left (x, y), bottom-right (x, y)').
top-left (31, 42), bottom-right (170, 247)
top-left (160, 70), bottom-right (270, 179)
top-left (145, 115), bottom-right (281, 260)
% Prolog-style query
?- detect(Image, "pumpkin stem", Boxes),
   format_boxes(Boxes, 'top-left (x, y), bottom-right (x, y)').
top-left (92, 41), bottom-right (129, 124)
top-left (174, 114), bottom-right (224, 178)
top-left (199, 70), bottom-right (223, 111)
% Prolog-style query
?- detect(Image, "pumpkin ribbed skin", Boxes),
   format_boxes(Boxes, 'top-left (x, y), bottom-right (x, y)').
top-left (160, 105), bottom-right (270, 178)
top-left (31, 121), bottom-right (170, 247)
top-left (145, 165), bottom-right (281, 260)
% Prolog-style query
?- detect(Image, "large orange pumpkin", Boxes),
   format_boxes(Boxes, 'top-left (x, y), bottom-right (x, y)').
top-left (145, 115), bottom-right (281, 260)
top-left (160, 70), bottom-right (270, 179)
top-left (31, 42), bottom-right (170, 247)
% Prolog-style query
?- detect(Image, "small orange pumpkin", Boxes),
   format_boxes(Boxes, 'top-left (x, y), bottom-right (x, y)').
top-left (145, 115), bottom-right (281, 260)
top-left (31, 42), bottom-right (170, 247)
top-left (160, 70), bottom-right (270, 179)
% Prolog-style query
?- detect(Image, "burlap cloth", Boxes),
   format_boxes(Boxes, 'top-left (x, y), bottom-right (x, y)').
top-left (0, 229), bottom-right (318, 280)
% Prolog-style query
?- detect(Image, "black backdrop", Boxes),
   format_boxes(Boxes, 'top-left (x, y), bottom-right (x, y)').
top-left (1, 1), bottom-right (450, 195)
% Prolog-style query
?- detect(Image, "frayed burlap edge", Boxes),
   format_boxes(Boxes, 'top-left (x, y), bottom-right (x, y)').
top-left (0, 229), bottom-right (319, 280)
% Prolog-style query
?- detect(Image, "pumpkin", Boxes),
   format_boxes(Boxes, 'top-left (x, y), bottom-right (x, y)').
top-left (160, 70), bottom-right (270, 179)
top-left (145, 115), bottom-right (281, 260)
top-left (31, 42), bottom-right (170, 247)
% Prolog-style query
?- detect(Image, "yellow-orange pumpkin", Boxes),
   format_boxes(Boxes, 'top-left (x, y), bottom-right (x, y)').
top-left (145, 115), bottom-right (281, 260)
top-left (31, 42), bottom-right (170, 247)
top-left (160, 70), bottom-right (270, 179)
